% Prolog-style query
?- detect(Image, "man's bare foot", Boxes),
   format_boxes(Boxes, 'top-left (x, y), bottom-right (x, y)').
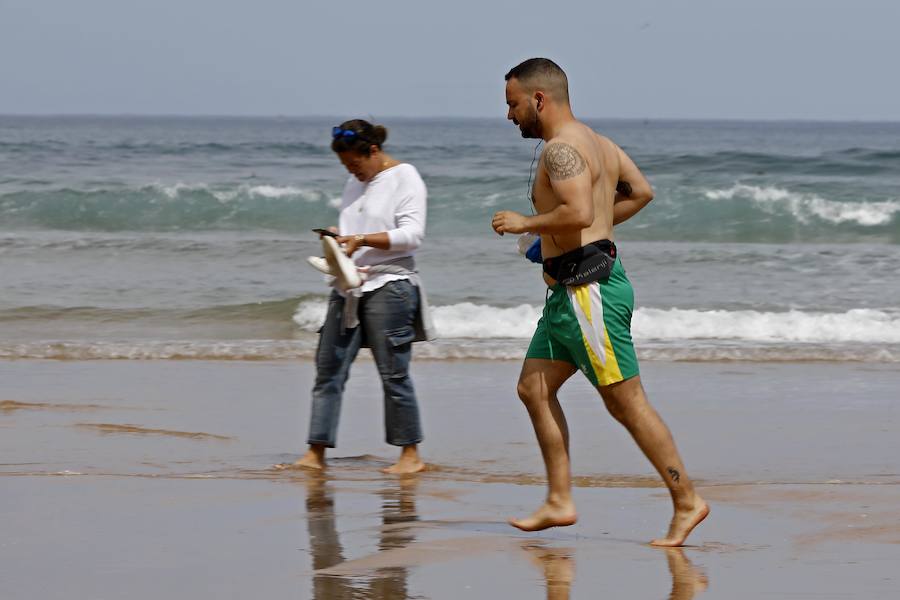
top-left (651, 498), bottom-right (710, 547)
top-left (273, 446), bottom-right (325, 471)
top-left (382, 445), bottom-right (425, 474)
top-left (509, 499), bottom-right (577, 532)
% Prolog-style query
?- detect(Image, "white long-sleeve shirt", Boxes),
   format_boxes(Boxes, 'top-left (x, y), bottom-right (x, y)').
top-left (338, 163), bottom-right (427, 294)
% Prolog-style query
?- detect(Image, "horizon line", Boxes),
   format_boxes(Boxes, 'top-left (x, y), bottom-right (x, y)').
top-left (1, 112), bottom-right (899, 125)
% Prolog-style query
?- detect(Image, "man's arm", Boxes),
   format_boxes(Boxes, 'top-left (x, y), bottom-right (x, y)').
top-left (492, 142), bottom-right (593, 235)
top-left (612, 145), bottom-right (654, 225)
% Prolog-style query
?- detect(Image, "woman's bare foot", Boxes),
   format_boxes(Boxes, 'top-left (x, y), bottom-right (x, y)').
top-left (651, 497), bottom-right (709, 547)
top-left (382, 444), bottom-right (425, 474)
top-left (509, 498), bottom-right (578, 532)
top-left (273, 446), bottom-right (326, 471)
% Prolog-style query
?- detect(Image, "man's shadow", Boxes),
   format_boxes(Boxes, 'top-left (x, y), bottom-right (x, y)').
top-left (303, 475), bottom-right (420, 600)
top-left (521, 543), bottom-right (708, 600)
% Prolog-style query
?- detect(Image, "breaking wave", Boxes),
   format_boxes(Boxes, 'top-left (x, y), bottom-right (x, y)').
top-left (704, 184), bottom-right (900, 226)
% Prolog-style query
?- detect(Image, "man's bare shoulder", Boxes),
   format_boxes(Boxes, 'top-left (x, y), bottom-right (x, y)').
top-left (583, 128), bottom-right (618, 153)
top-left (541, 134), bottom-right (588, 181)
top-left (584, 130), bottom-right (623, 174)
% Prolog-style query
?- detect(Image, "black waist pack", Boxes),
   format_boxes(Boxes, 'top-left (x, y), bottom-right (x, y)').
top-left (542, 240), bottom-right (617, 286)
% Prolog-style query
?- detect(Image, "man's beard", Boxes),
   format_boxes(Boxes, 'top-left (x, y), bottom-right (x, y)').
top-left (518, 105), bottom-right (542, 139)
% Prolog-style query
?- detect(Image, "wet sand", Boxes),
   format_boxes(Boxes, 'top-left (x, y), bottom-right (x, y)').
top-left (2, 359), bottom-right (899, 598)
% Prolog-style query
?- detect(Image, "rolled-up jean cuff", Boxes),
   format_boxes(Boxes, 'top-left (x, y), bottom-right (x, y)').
top-left (387, 436), bottom-right (422, 447)
top-left (307, 438), bottom-right (336, 448)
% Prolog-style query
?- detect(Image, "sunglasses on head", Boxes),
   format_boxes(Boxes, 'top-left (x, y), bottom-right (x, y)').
top-left (332, 127), bottom-right (362, 140)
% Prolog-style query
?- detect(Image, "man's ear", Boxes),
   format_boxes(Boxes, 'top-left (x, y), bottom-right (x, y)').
top-left (534, 91), bottom-right (545, 111)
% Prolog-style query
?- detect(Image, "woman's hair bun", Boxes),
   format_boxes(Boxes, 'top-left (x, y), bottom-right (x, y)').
top-left (371, 125), bottom-right (388, 146)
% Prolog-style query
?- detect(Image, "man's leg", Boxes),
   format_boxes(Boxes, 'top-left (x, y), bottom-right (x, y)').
top-left (599, 376), bottom-right (709, 546)
top-left (510, 357), bottom-right (578, 531)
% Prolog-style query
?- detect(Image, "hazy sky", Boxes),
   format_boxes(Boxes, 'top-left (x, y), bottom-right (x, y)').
top-left (2, 0), bottom-right (898, 120)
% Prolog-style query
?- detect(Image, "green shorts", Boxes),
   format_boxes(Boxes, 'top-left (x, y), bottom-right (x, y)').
top-left (526, 257), bottom-right (639, 387)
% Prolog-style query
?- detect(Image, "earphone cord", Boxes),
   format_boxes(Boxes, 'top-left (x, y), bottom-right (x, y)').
top-left (525, 140), bottom-right (543, 216)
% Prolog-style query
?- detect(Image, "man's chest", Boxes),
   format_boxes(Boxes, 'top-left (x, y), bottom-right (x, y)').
top-left (530, 169), bottom-right (559, 215)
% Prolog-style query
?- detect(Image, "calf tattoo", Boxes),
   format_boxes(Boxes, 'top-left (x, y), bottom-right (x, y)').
top-left (667, 467), bottom-right (681, 483)
top-left (544, 143), bottom-right (586, 180)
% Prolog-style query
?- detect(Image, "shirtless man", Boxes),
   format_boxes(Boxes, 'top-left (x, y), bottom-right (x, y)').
top-left (492, 58), bottom-right (708, 546)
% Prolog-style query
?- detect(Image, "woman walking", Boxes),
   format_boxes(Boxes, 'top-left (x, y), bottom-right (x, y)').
top-left (284, 119), bottom-right (429, 474)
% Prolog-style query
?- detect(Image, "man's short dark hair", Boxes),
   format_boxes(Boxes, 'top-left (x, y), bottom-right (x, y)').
top-left (505, 58), bottom-right (569, 104)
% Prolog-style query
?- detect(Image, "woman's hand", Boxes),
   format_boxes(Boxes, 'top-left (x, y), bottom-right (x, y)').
top-left (336, 234), bottom-right (365, 257)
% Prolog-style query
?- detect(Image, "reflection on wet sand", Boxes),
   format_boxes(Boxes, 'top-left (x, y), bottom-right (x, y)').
top-left (303, 476), bottom-right (353, 600)
top-left (370, 476), bottom-right (419, 599)
top-left (303, 475), bottom-right (419, 600)
top-left (302, 474), bottom-right (708, 600)
top-left (521, 543), bottom-right (575, 600)
top-left (665, 548), bottom-right (709, 600)
top-left (523, 544), bottom-right (708, 600)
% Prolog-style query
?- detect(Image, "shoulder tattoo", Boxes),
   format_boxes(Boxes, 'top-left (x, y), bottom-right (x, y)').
top-left (543, 142), bottom-right (587, 181)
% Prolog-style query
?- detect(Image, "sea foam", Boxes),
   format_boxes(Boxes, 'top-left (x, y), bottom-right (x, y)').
top-left (634, 307), bottom-right (900, 344)
top-left (155, 183), bottom-right (329, 203)
top-left (705, 184), bottom-right (900, 226)
top-left (294, 300), bottom-right (900, 345)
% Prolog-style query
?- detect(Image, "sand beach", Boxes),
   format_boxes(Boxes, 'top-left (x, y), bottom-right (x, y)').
top-left (3, 359), bottom-right (899, 599)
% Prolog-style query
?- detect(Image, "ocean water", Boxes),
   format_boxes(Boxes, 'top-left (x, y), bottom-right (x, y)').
top-left (2, 116), bottom-right (899, 361)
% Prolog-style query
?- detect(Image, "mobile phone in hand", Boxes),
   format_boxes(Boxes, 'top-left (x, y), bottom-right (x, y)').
top-left (312, 228), bottom-right (339, 238)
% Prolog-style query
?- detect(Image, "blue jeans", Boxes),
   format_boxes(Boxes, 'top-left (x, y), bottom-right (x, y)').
top-left (307, 279), bottom-right (422, 448)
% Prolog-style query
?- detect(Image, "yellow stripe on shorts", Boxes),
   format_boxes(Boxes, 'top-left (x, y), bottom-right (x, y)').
top-left (568, 283), bottom-right (623, 386)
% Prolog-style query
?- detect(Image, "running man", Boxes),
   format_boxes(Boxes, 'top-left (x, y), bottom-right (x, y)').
top-left (492, 58), bottom-right (708, 546)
